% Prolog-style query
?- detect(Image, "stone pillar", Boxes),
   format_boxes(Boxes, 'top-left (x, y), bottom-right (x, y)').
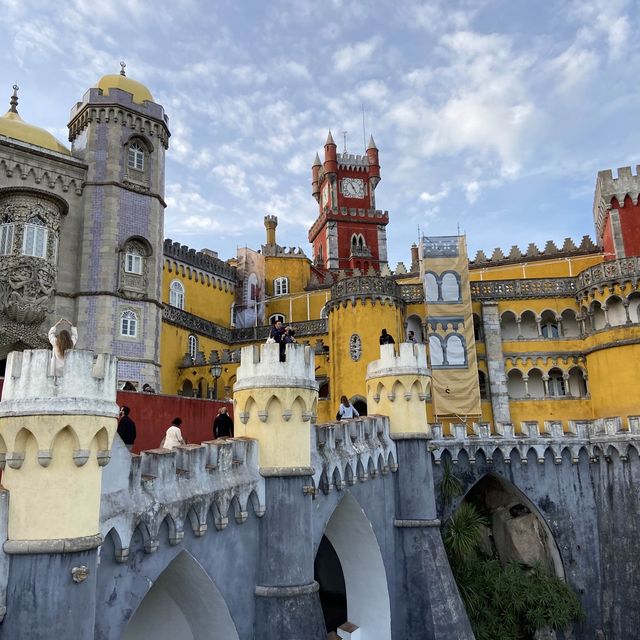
top-left (481, 301), bottom-right (512, 425)
top-left (234, 343), bottom-right (325, 640)
top-left (0, 349), bottom-right (118, 639)
top-left (367, 343), bottom-right (474, 639)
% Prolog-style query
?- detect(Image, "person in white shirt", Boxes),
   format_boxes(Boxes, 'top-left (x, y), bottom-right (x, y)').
top-left (162, 418), bottom-right (186, 449)
top-left (337, 395), bottom-right (359, 421)
top-left (48, 318), bottom-right (78, 377)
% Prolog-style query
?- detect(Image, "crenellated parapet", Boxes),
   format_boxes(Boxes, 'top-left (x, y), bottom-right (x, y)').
top-left (100, 437), bottom-right (265, 562)
top-left (312, 415), bottom-right (397, 495)
top-left (0, 349), bottom-right (118, 546)
top-left (366, 343), bottom-right (431, 437)
top-left (233, 343), bottom-right (318, 470)
top-left (430, 415), bottom-right (640, 466)
top-left (593, 165), bottom-right (640, 240)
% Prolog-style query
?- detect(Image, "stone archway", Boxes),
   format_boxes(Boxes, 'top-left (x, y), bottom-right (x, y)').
top-left (122, 551), bottom-right (239, 640)
top-left (462, 473), bottom-right (564, 578)
top-left (315, 493), bottom-right (391, 638)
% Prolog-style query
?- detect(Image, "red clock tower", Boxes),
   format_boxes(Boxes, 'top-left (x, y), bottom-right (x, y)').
top-left (308, 131), bottom-right (389, 272)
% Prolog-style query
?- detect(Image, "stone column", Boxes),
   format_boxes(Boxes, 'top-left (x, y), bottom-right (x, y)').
top-left (0, 349), bottom-right (118, 639)
top-left (234, 343), bottom-right (325, 640)
top-left (367, 343), bottom-right (474, 639)
top-left (481, 301), bottom-right (512, 425)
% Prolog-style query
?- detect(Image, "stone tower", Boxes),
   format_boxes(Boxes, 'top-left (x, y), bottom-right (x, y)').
top-left (0, 348), bottom-right (118, 638)
top-left (67, 66), bottom-right (170, 389)
top-left (309, 132), bottom-right (388, 272)
top-left (233, 342), bottom-right (326, 638)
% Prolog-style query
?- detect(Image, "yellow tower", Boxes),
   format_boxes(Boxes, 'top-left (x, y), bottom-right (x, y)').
top-left (0, 349), bottom-right (117, 544)
top-left (366, 342), bottom-right (432, 437)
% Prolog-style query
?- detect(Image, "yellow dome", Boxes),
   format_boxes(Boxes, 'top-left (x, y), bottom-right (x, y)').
top-left (97, 74), bottom-right (154, 104)
top-left (0, 109), bottom-right (70, 156)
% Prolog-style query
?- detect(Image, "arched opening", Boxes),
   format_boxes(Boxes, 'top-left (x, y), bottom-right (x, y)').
top-left (314, 535), bottom-right (347, 634)
top-left (605, 295), bottom-right (626, 326)
top-left (441, 272), bottom-right (460, 301)
top-left (567, 366), bottom-right (588, 397)
top-left (547, 367), bottom-right (566, 397)
top-left (461, 473), bottom-right (564, 578)
top-left (122, 551), bottom-right (239, 640)
top-left (500, 311), bottom-right (518, 340)
top-left (561, 309), bottom-right (580, 337)
top-left (527, 368), bottom-right (545, 398)
top-left (519, 310), bottom-right (538, 338)
top-left (590, 300), bottom-right (606, 330)
top-left (540, 310), bottom-right (559, 338)
top-left (628, 292), bottom-right (640, 323)
top-left (352, 397), bottom-right (367, 417)
top-left (472, 313), bottom-right (483, 341)
top-left (405, 314), bottom-right (423, 342)
top-left (314, 493), bottom-right (391, 639)
top-left (506, 369), bottom-right (525, 399)
top-left (181, 380), bottom-right (194, 397)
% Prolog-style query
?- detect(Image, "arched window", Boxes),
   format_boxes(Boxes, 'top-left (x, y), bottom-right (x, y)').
top-left (170, 280), bottom-right (185, 309)
top-left (424, 273), bottom-right (439, 302)
top-left (0, 215), bottom-right (14, 255)
top-left (540, 310), bottom-right (559, 338)
top-left (273, 277), bottom-right (289, 296)
top-left (445, 334), bottom-right (466, 365)
top-left (188, 334), bottom-right (198, 361)
top-left (120, 310), bottom-right (138, 337)
top-left (269, 313), bottom-right (286, 325)
top-left (125, 246), bottom-right (143, 274)
top-left (429, 335), bottom-right (444, 366)
top-left (441, 272), bottom-right (460, 302)
top-left (22, 216), bottom-right (48, 258)
top-left (128, 141), bottom-right (145, 171)
top-left (548, 368), bottom-right (566, 397)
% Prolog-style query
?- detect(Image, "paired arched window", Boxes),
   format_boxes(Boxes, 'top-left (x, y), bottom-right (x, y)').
top-left (0, 215), bottom-right (14, 255)
top-left (428, 333), bottom-right (467, 367)
top-left (273, 277), bottom-right (289, 296)
top-left (188, 334), bottom-right (198, 361)
top-left (423, 270), bottom-right (461, 303)
top-left (23, 216), bottom-right (47, 258)
top-left (128, 141), bottom-right (145, 171)
top-left (120, 310), bottom-right (138, 337)
top-left (170, 280), bottom-right (185, 309)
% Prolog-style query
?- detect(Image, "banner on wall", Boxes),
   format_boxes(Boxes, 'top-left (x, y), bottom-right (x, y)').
top-left (421, 235), bottom-right (481, 418)
top-left (234, 247), bottom-right (266, 328)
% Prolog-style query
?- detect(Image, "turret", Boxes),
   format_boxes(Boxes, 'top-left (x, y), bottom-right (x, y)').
top-left (323, 130), bottom-right (337, 177)
top-left (264, 214), bottom-right (278, 246)
top-left (366, 134), bottom-right (380, 190)
top-left (311, 152), bottom-right (321, 202)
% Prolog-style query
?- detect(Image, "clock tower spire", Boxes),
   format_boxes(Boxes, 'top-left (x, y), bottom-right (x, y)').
top-left (308, 131), bottom-right (388, 273)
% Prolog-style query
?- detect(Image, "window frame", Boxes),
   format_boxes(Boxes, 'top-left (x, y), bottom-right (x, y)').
top-left (273, 277), bottom-right (289, 297)
top-left (120, 309), bottom-right (138, 338)
top-left (22, 216), bottom-right (48, 258)
top-left (125, 248), bottom-right (143, 275)
top-left (0, 220), bottom-right (14, 255)
top-left (128, 141), bottom-right (145, 172)
top-left (169, 279), bottom-right (185, 309)
top-left (188, 334), bottom-right (198, 361)
top-left (269, 313), bottom-right (286, 325)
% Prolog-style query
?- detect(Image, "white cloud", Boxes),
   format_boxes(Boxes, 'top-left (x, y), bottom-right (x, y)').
top-left (333, 38), bottom-right (380, 73)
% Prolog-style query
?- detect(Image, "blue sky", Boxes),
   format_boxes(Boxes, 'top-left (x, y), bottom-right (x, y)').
top-left (2, 0), bottom-right (640, 268)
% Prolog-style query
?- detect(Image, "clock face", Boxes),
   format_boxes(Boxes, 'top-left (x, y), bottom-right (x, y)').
top-left (341, 177), bottom-right (365, 198)
top-left (322, 182), bottom-right (330, 207)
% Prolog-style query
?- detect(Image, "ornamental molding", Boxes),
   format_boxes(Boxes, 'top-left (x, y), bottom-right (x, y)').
top-left (576, 257), bottom-right (640, 297)
top-left (328, 276), bottom-right (402, 311)
top-left (470, 278), bottom-right (577, 300)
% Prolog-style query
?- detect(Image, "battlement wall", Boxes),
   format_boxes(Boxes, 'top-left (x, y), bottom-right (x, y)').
top-left (593, 165), bottom-right (640, 239)
top-left (312, 415), bottom-right (397, 494)
top-left (367, 343), bottom-right (430, 379)
top-left (431, 415), bottom-right (640, 465)
top-left (234, 343), bottom-right (317, 391)
top-left (163, 238), bottom-right (237, 281)
top-left (337, 152), bottom-right (370, 170)
top-left (0, 349), bottom-right (118, 417)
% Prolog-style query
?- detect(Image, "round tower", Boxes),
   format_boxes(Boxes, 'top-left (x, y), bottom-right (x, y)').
top-left (0, 348), bottom-right (118, 636)
top-left (263, 214), bottom-right (278, 247)
top-left (323, 129), bottom-right (337, 178)
top-left (326, 276), bottom-right (404, 415)
top-left (67, 64), bottom-right (170, 390)
top-left (233, 342), bottom-right (325, 639)
top-left (311, 152), bottom-right (321, 202)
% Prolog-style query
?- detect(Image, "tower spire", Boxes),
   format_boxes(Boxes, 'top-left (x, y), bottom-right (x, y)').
top-left (120, 60), bottom-right (127, 77)
top-left (9, 84), bottom-right (18, 114)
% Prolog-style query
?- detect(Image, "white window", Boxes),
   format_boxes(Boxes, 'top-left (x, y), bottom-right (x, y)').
top-left (188, 334), bottom-right (198, 360)
top-left (429, 335), bottom-right (444, 366)
top-left (269, 313), bottom-right (285, 325)
top-left (120, 310), bottom-right (138, 337)
top-left (273, 277), bottom-right (289, 296)
top-left (424, 273), bottom-right (439, 302)
top-left (125, 249), bottom-right (143, 274)
top-left (22, 217), bottom-right (48, 258)
top-left (446, 335), bottom-right (466, 365)
top-left (169, 280), bottom-right (185, 309)
top-left (128, 142), bottom-right (144, 171)
top-left (0, 220), bottom-right (14, 255)
top-left (441, 272), bottom-right (460, 302)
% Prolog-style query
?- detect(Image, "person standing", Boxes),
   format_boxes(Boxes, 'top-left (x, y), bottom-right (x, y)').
top-left (48, 318), bottom-right (78, 377)
top-left (269, 319), bottom-right (286, 362)
top-left (336, 395), bottom-right (360, 421)
top-left (379, 328), bottom-right (395, 345)
top-left (407, 330), bottom-right (417, 343)
top-left (117, 406), bottom-right (137, 452)
top-left (213, 406), bottom-right (234, 438)
top-left (162, 418), bottom-right (185, 449)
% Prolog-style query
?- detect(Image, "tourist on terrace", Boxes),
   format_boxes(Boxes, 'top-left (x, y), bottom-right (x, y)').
top-left (48, 318), bottom-right (78, 377)
top-left (117, 406), bottom-right (137, 452)
top-left (162, 418), bottom-right (185, 449)
top-left (214, 406), bottom-right (234, 438)
top-left (268, 319), bottom-right (286, 362)
top-left (337, 395), bottom-right (359, 421)
top-left (407, 330), bottom-right (417, 343)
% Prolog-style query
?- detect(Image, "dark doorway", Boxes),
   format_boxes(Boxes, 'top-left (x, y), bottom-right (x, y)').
top-left (352, 399), bottom-right (367, 417)
top-left (314, 535), bottom-right (347, 633)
